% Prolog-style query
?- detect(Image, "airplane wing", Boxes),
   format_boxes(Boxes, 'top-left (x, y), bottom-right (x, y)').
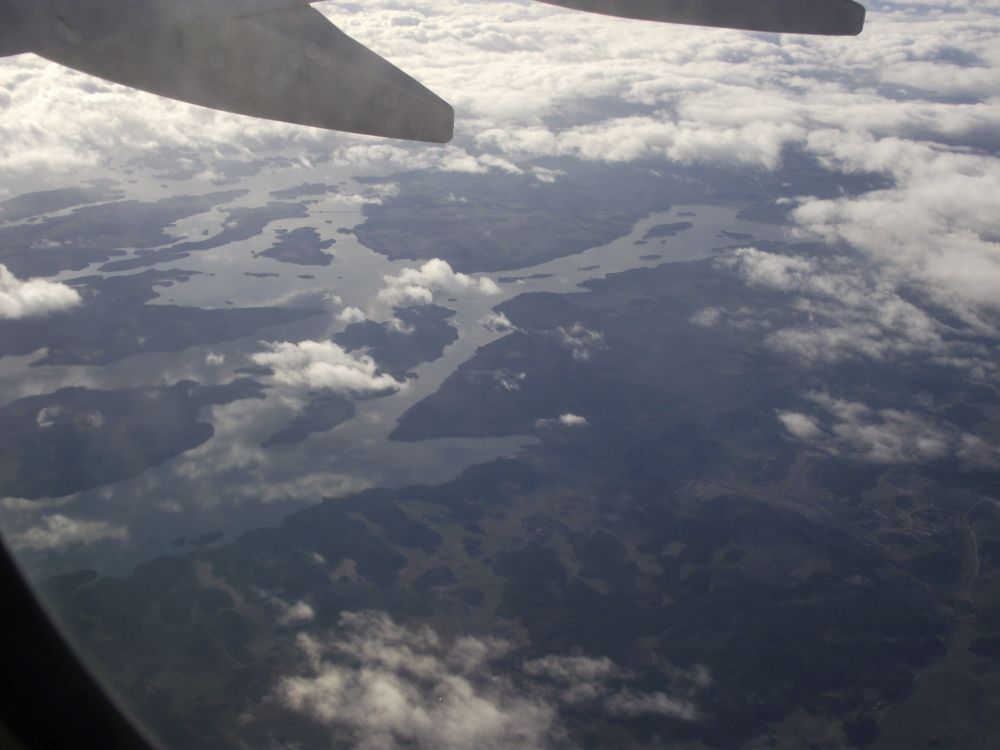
top-left (539, 0), bottom-right (865, 35)
top-left (34, 4), bottom-right (454, 143)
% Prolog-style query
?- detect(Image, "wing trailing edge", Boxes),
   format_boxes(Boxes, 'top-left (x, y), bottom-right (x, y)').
top-left (538, 0), bottom-right (865, 35)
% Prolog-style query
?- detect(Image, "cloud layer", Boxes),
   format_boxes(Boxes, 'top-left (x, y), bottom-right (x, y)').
top-left (2, 0), bottom-right (997, 369)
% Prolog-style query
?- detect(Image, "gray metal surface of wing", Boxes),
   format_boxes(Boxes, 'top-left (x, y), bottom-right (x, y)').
top-left (32, 4), bottom-right (454, 142)
top-left (538, 0), bottom-right (865, 35)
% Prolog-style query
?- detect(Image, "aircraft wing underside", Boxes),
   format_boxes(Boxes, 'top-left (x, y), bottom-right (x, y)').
top-left (34, 3), bottom-right (456, 142)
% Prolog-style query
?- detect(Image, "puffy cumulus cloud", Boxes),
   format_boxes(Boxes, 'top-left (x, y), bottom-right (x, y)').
top-left (777, 392), bottom-right (1000, 469)
top-left (272, 611), bottom-right (707, 749)
top-left (255, 589), bottom-right (317, 626)
top-left (251, 340), bottom-right (404, 396)
top-left (12, 514), bottom-right (129, 550)
top-left (376, 259), bottom-right (500, 310)
top-left (337, 306), bottom-right (368, 324)
top-left (481, 310), bottom-right (518, 333)
top-left (0, 264), bottom-right (81, 319)
top-left (328, 258), bottom-right (494, 332)
top-left (279, 600), bottom-right (316, 626)
top-left (777, 411), bottom-right (823, 441)
top-left (274, 611), bottom-right (557, 750)
top-left (554, 323), bottom-right (606, 362)
top-left (535, 413), bottom-right (589, 428)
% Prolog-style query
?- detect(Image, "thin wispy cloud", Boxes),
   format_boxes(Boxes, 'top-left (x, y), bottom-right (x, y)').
top-left (11, 513), bottom-right (129, 550)
top-left (778, 392), bottom-right (1000, 469)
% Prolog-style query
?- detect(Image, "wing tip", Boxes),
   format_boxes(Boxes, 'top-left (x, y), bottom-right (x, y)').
top-left (426, 102), bottom-right (455, 144)
top-left (848, 1), bottom-right (866, 36)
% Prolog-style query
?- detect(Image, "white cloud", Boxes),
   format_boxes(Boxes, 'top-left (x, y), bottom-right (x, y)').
top-left (481, 310), bottom-right (517, 333)
top-left (377, 259), bottom-right (500, 309)
top-left (0, 264), bottom-right (81, 319)
top-left (605, 689), bottom-right (700, 720)
top-left (251, 340), bottom-right (404, 396)
top-left (205, 351), bottom-right (225, 366)
top-left (274, 611), bottom-right (557, 750)
top-left (777, 392), bottom-right (1000, 469)
top-left (252, 588), bottom-right (318, 626)
top-left (35, 405), bottom-right (63, 428)
top-left (716, 247), bottom-right (994, 372)
top-left (272, 610), bottom-right (707, 749)
top-left (777, 411), bottom-right (822, 441)
top-left (690, 307), bottom-right (722, 327)
top-left (522, 654), bottom-right (615, 683)
top-left (337, 306), bottom-right (368, 324)
top-left (12, 514), bottom-right (129, 550)
top-left (555, 323), bottom-right (606, 362)
top-left (269, 599), bottom-right (316, 627)
top-left (791, 138), bottom-right (1000, 333)
top-left (493, 369), bottom-right (526, 391)
top-left (280, 600), bottom-right (316, 625)
top-left (242, 471), bottom-right (375, 504)
top-left (535, 413), bottom-right (589, 428)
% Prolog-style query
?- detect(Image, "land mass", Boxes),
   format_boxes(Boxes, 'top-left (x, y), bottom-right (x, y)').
top-left (42, 245), bottom-right (1000, 749)
top-left (333, 305), bottom-right (459, 379)
top-left (0, 184), bottom-right (124, 224)
top-left (0, 190), bottom-right (246, 277)
top-left (259, 227), bottom-right (336, 267)
top-left (0, 379), bottom-right (264, 499)
top-left (353, 153), bottom-right (886, 273)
